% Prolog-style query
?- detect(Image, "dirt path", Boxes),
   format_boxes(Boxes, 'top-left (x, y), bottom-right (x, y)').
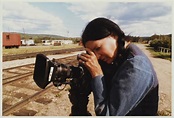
top-left (136, 43), bottom-right (171, 115)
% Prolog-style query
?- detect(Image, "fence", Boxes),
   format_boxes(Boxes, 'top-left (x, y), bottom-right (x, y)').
top-left (158, 47), bottom-right (171, 53)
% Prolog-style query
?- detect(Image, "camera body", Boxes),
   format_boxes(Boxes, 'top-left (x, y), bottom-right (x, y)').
top-left (33, 54), bottom-right (85, 89)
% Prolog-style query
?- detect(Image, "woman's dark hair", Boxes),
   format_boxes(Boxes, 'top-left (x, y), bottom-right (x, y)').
top-left (81, 17), bottom-right (127, 65)
top-left (81, 17), bottom-right (125, 47)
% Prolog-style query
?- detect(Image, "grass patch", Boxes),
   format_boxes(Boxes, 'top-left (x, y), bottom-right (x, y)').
top-left (3, 44), bottom-right (82, 56)
top-left (146, 47), bottom-right (171, 61)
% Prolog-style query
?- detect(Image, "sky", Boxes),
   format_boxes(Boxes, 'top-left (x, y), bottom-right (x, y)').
top-left (2, 0), bottom-right (173, 37)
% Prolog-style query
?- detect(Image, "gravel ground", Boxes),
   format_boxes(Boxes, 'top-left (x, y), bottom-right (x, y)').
top-left (136, 44), bottom-right (172, 115)
top-left (2, 44), bottom-right (172, 116)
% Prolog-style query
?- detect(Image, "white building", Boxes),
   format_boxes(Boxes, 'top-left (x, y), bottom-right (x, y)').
top-left (42, 40), bottom-right (73, 46)
top-left (51, 40), bottom-right (73, 45)
top-left (21, 39), bottom-right (35, 46)
top-left (21, 40), bottom-right (27, 46)
top-left (42, 40), bottom-right (52, 46)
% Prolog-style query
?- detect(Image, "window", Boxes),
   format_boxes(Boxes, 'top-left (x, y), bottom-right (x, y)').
top-left (6, 35), bottom-right (10, 40)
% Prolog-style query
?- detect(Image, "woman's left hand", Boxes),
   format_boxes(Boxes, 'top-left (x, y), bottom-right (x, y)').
top-left (78, 48), bottom-right (103, 78)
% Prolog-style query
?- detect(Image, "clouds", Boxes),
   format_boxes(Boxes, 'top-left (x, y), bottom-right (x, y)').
top-left (2, 1), bottom-right (172, 37)
top-left (116, 3), bottom-right (170, 20)
top-left (68, 2), bottom-right (172, 36)
top-left (68, 2), bottom-right (110, 21)
top-left (119, 3), bottom-right (172, 36)
top-left (3, 2), bottom-right (67, 36)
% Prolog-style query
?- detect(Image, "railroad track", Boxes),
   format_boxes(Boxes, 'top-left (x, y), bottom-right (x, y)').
top-left (3, 64), bottom-right (34, 85)
top-left (2, 55), bottom-right (78, 116)
top-left (3, 47), bottom-right (84, 62)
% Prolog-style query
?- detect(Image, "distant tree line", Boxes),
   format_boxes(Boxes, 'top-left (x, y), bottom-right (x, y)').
top-left (20, 33), bottom-right (171, 50)
top-left (20, 33), bottom-right (81, 44)
top-left (125, 35), bottom-right (148, 43)
top-left (125, 34), bottom-right (171, 50)
top-left (34, 37), bottom-right (81, 44)
top-left (148, 34), bottom-right (171, 50)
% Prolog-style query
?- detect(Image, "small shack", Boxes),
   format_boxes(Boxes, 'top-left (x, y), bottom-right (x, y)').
top-left (3, 32), bottom-right (21, 48)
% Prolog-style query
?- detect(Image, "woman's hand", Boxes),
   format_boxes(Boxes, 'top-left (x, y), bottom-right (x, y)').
top-left (78, 48), bottom-right (103, 78)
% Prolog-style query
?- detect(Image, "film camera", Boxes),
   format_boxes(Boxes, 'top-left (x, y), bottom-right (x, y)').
top-left (33, 53), bottom-right (89, 89)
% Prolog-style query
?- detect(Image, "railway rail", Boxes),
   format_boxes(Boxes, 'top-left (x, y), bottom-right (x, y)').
top-left (3, 55), bottom-right (78, 116)
top-left (3, 64), bottom-right (34, 85)
top-left (3, 47), bottom-right (84, 62)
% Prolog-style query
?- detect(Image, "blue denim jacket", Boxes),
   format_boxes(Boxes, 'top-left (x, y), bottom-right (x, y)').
top-left (91, 44), bottom-right (158, 116)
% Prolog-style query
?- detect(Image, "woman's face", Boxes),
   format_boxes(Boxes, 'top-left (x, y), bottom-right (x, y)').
top-left (85, 36), bottom-right (118, 64)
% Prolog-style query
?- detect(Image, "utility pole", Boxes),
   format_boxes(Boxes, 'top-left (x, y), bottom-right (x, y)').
top-left (23, 28), bottom-right (26, 45)
top-left (67, 30), bottom-right (69, 38)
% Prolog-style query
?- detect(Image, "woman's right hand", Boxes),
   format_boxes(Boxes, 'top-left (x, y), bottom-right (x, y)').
top-left (78, 48), bottom-right (103, 78)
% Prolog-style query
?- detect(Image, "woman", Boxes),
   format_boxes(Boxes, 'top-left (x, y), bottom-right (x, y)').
top-left (78, 17), bottom-right (159, 116)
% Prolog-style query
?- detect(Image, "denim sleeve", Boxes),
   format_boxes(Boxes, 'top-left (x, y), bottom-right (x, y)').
top-left (91, 75), bottom-right (109, 115)
top-left (91, 56), bottom-right (155, 116)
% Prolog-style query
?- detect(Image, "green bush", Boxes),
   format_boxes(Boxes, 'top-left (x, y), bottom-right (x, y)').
top-left (149, 37), bottom-right (171, 50)
top-left (149, 39), bottom-right (162, 50)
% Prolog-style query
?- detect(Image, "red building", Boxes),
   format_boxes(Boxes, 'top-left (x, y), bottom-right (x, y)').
top-left (3, 32), bottom-right (21, 48)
